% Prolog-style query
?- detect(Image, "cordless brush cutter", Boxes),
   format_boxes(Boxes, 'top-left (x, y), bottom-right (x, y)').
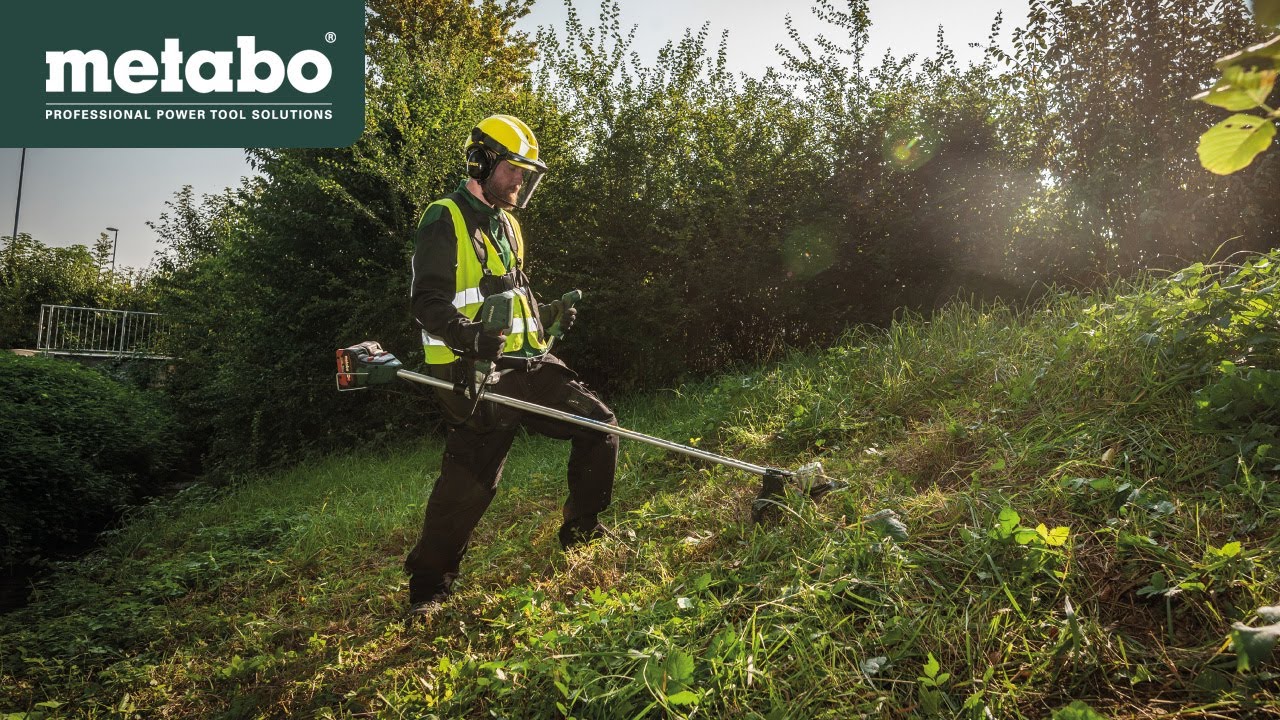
top-left (336, 336), bottom-right (839, 522)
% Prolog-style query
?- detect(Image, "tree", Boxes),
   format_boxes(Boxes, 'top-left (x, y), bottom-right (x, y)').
top-left (92, 231), bottom-right (113, 273)
top-left (0, 234), bottom-right (119, 348)
top-left (1003, 0), bottom-right (1272, 276)
top-left (152, 0), bottom-right (541, 471)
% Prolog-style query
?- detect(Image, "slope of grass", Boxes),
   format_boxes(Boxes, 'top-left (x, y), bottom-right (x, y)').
top-left (4, 258), bottom-right (1280, 719)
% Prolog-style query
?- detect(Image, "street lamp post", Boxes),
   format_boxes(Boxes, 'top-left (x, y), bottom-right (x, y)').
top-left (11, 148), bottom-right (26, 239)
top-left (106, 226), bottom-right (119, 276)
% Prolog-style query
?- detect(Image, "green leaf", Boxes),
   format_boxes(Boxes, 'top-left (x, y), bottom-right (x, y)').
top-left (1198, 114), bottom-right (1276, 175)
top-left (1252, 1), bottom-right (1280, 29)
top-left (665, 650), bottom-right (695, 685)
top-left (1014, 527), bottom-right (1041, 545)
top-left (922, 652), bottom-right (940, 680)
top-left (1052, 700), bottom-right (1110, 719)
top-left (1193, 68), bottom-right (1278, 110)
top-left (1212, 541), bottom-right (1243, 558)
top-left (997, 507), bottom-right (1020, 537)
top-left (1217, 35), bottom-right (1280, 70)
top-left (1138, 571), bottom-right (1169, 598)
top-left (665, 690), bottom-right (700, 705)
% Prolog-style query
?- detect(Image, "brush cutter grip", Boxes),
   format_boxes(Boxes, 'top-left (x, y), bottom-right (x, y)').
top-left (546, 289), bottom-right (582, 338)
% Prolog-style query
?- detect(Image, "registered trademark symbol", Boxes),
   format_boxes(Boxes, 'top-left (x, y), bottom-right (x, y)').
top-left (325, 32), bottom-right (337, 43)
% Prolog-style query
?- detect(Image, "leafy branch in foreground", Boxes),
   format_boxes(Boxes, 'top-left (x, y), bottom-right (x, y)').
top-left (1195, 0), bottom-right (1280, 173)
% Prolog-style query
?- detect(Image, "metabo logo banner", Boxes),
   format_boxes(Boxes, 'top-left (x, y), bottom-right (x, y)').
top-left (1, 1), bottom-right (365, 148)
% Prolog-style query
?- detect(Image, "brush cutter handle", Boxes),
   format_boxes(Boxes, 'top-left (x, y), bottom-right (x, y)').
top-left (337, 341), bottom-right (832, 524)
top-left (546, 289), bottom-right (582, 338)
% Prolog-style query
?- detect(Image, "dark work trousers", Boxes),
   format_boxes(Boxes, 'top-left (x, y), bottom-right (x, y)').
top-left (403, 354), bottom-right (618, 603)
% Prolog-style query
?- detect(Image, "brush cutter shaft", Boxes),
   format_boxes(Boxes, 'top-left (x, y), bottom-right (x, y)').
top-left (396, 368), bottom-right (782, 478)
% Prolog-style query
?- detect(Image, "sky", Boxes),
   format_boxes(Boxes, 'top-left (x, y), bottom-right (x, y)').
top-left (0, 0), bottom-right (1027, 271)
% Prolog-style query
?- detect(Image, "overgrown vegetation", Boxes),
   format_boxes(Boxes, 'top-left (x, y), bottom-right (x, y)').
top-left (4, 256), bottom-right (1278, 718)
top-left (3, 0), bottom-right (1279, 712)
top-left (118, 0), bottom-right (1279, 476)
top-left (0, 234), bottom-right (153, 349)
top-left (0, 354), bottom-right (177, 572)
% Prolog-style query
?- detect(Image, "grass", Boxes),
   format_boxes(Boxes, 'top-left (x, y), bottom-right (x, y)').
top-left (4, 259), bottom-right (1280, 719)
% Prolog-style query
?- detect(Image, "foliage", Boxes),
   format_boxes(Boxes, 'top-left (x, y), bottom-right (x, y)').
top-left (0, 235), bottom-right (147, 349)
top-left (365, 0), bottom-right (536, 90)
top-left (144, 0), bottom-right (540, 473)
top-left (1195, 0), bottom-right (1280, 174)
top-left (4, 264), bottom-right (1279, 717)
top-left (1001, 0), bottom-right (1271, 277)
top-left (144, 185), bottom-right (251, 474)
top-left (0, 354), bottom-right (177, 571)
top-left (1231, 605), bottom-right (1280, 671)
top-left (527, 2), bottom-right (830, 387)
top-left (1108, 252), bottom-right (1280, 469)
top-left (526, 0), bottom-right (1039, 390)
top-left (123, 0), bottom-right (1280, 473)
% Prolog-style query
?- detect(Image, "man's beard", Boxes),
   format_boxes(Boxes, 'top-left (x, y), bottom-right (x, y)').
top-left (482, 177), bottom-right (520, 209)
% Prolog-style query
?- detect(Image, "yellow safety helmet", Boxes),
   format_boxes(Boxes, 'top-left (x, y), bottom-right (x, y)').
top-left (465, 114), bottom-right (548, 208)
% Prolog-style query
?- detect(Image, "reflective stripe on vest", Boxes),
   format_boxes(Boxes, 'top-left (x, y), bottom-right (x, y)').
top-left (421, 198), bottom-right (547, 364)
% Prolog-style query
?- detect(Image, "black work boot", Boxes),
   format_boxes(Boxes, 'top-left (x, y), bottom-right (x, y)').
top-left (407, 574), bottom-right (449, 620)
top-left (558, 517), bottom-right (608, 550)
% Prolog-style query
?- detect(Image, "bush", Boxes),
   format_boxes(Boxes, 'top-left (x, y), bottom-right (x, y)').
top-left (0, 354), bottom-right (178, 569)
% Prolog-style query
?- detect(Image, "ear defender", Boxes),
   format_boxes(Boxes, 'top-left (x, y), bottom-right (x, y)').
top-left (466, 144), bottom-right (494, 180)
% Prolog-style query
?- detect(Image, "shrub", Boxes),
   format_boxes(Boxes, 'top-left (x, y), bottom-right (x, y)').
top-left (0, 353), bottom-right (177, 569)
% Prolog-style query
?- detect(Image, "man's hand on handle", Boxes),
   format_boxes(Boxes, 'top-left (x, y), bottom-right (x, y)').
top-left (541, 299), bottom-right (577, 335)
top-left (457, 321), bottom-right (505, 360)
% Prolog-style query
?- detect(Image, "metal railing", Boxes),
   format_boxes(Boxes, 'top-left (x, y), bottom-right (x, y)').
top-left (36, 304), bottom-right (172, 359)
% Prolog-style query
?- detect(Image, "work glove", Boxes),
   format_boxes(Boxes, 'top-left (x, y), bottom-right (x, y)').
top-left (539, 300), bottom-right (577, 336)
top-left (455, 321), bottom-right (505, 360)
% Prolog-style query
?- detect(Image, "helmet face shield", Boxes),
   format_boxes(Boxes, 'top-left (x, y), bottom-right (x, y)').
top-left (511, 163), bottom-right (545, 208)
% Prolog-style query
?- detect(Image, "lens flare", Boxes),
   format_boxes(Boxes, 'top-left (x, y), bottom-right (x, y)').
top-left (883, 127), bottom-right (938, 171)
top-left (782, 223), bottom-right (837, 278)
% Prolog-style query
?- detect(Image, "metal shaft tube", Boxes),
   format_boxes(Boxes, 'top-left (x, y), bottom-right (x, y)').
top-left (396, 368), bottom-right (783, 478)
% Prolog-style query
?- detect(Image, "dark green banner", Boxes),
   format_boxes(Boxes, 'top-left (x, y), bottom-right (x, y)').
top-left (1, 1), bottom-right (365, 148)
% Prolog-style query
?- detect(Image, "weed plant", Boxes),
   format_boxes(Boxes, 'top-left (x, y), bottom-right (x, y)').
top-left (3, 256), bottom-right (1280, 718)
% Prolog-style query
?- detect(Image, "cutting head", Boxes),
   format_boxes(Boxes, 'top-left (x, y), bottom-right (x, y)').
top-left (750, 461), bottom-right (840, 523)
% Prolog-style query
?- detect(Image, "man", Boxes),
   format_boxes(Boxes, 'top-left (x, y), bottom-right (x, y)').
top-left (403, 114), bottom-right (620, 617)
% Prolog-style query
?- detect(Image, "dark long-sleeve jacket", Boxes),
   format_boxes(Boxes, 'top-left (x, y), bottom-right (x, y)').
top-left (410, 180), bottom-right (519, 352)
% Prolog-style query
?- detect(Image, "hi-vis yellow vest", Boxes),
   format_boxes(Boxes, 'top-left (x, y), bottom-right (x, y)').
top-left (421, 198), bottom-right (548, 364)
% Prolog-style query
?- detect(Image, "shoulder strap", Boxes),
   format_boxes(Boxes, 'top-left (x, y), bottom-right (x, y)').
top-left (439, 193), bottom-right (492, 272)
top-left (499, 211), bottom-right (521, 267)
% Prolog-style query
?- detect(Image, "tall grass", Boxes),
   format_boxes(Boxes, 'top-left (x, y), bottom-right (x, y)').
top-left (4, 261), bottom-right (1279, 719)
